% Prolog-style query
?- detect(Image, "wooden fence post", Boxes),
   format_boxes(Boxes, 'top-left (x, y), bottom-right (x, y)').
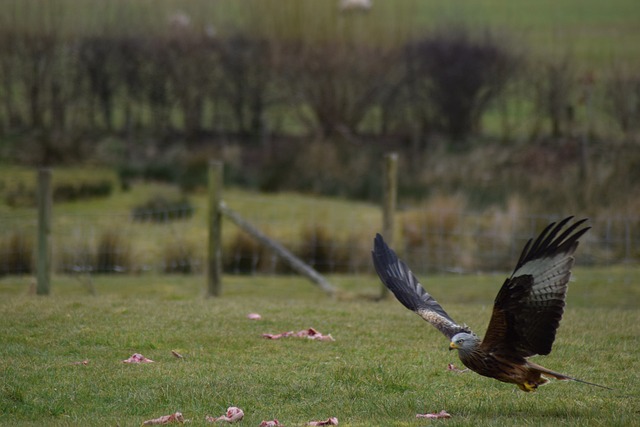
top-left (207, 161), bottom-right (223, 297)
top-left (36, 168), bottom-right (52, 295)
top-left (380, 152), bottom-right (398, 299)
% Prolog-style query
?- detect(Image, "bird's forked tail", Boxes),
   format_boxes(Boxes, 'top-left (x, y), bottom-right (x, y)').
top-left (528, 361), bottom-right (612, 390)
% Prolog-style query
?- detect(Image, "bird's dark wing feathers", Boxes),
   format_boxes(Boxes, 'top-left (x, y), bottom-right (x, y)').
top-left (372, 233), bottom-right (471, 339)
top-left (481, 217), bottom-right (590, 357)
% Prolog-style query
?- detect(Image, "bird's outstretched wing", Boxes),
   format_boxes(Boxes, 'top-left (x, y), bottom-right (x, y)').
top-left (372, 233), bottom-right (471, 339)
top-left (480, 217), bottom-right (590, 357)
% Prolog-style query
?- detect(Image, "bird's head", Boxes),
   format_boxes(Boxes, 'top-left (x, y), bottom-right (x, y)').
top-left (449, 332), bottom-right (479, 353)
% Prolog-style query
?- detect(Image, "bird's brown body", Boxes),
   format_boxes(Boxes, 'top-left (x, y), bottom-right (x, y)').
top-left (372, 217), bottom-right (610, 392)
top-left (457, 346), bottom-right (567, 392)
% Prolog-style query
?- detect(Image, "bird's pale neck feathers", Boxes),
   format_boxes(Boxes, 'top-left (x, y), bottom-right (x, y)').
top-left (451, 332), bottom-right (480, 356)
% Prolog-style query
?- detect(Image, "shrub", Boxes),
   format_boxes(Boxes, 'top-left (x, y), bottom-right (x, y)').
top-left (223, 231), bottom-right (279, 274)
top-left (57, 231), bottom-right (132, 274)
top-left (117, 161), bottom-right (181, 187)
top-left (471, 196), bottom-right (528, 271)
top-left (4, 182), bottom-right (35, 208)
top-left (3, 179), bottom-right (113, 207)
top-left (529, 55), bottom-right (576, 139)
top-left (218, 34), bottom-right (275, 140)
top-left (177, 154), bottom-right (209, 192)
top-left (58, 240), bottom-right (95, 274)
top-left (297, 224), bottom-right (350, 273)
top-left (281, 41), bottom-right (394, 139)
top-left (131, 195), bottom-right (194, 222)
top-left (162, 239), bottom-right (198, 274)
top-left (260, 139), bottom-right (381, 201)
top-left (400, 195), bottom-right (474, 273)
top-left (95, 230), bottom-right (132, 273)
top-left (604, 65), bottom-right (640, 135)
top-left (0, 232), bottom-right (33, 276)
top-left (406, 27), bottom-right (518, 145)
top-left (53, 180), bottom-right (113, 202)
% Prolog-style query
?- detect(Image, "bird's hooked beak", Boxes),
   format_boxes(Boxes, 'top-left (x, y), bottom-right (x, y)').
top-left (449, 341), bottom-right (458, 351)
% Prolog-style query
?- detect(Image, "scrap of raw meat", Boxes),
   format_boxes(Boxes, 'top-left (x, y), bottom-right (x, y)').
top-left (262, 328), bottom-right (334, 341)
top-left (247, 313), bottom-right (262, 320)
top-left (142, 411), bottom-right (185, 425)
top-left (416, 410), bottom-right (451, 419)
top-left (122, 353), bottom-right (154, 363)
top-left (307, 417), bottom-right (338, 426)
top-left (71, 360), bottom-right (89, 365)
top-left (259, 420), bottom-right (281, 426)
top-left (446, 363), bottom-right (468, 373)
top-left (171, 350), bottom-right (184, 359)
top-left (206, 407), bottom-right (244, 423)
top-left (262, 331), bottom-right (294, 339)
top-left (301, 328), bottom-right (334, 341)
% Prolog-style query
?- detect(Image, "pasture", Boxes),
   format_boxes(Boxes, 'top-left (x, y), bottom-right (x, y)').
top-left (0, 268), bottom-right (638, 426)
top-left (2, 0), bottom-right (640, 417)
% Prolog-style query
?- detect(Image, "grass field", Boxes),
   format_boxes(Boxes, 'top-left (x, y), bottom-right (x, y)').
top-left (1, 267), bottom-right (638, 426)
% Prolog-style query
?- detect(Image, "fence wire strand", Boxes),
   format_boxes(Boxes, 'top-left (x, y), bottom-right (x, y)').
top-left (0, 201), bottom-right (638, 280)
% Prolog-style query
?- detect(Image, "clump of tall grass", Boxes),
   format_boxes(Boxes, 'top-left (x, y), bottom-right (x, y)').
top-left (162, 239), bottom-right (198, 274)
top-left (297, 224), bottom-right (351, 273)
top-left (471, 196), bottom-right (527, 271)
top-left (224, 230), bottom-right (281, 274)
top-left (401, 195), bottom-right (475, 273)
top-left (0, 231), bottom-right (33, 276)
top-left (58, 240), bottom-right (94, 274)
top-left (59, 230), bottom-right (133, 274)
top-left (95, 230), bottom-right (132, 273)
top-left (222, 224), bottom-right (360, 275)
top-left (131, 195), bottom-right (194, 222)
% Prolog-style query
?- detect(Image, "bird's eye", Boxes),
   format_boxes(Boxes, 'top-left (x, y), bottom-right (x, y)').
top-left (458, 339), bottom-right (464, 344)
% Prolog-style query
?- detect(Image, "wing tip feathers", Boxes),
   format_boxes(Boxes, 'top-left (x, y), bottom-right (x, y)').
top-left (515, 216), bottom-right (589, 271)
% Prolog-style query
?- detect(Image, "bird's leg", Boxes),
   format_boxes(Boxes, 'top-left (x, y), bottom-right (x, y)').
top-left (518, 381), bottom-right (538, 392)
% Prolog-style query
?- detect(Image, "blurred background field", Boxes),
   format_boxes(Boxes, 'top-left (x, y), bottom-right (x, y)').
top-left (0, 164), bottom-right (638, 281)
top-left (0, 0), bottom-right (638, 302)
top-left (1, 0), bottom-right (639, 213)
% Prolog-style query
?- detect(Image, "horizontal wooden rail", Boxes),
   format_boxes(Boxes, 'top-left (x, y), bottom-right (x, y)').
top-left (218, 201), bottom-right (336, 297)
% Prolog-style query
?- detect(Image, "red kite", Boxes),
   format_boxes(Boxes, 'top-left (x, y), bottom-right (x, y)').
top-left (372, 217), bottom-right (610, 392)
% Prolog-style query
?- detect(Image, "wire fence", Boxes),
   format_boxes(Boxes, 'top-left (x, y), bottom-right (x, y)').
top-left (1, 193), bottom-right (638, 282)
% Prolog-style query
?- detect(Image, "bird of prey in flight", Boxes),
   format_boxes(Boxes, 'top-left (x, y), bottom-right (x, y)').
top-left (372, 217), bottom-right (610, 392)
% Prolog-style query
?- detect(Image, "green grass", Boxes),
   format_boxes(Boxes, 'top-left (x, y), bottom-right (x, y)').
top-left (0, 267), bottom-right (638, 426)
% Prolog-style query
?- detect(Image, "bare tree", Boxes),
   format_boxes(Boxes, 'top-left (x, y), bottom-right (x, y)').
top-left (530, 55), bottom-right (576, 140)
top-left (605, 63), bottom-right (640, 137)
top-left (406, 28), bottom-right (518, 146)
top-left (217, 35), bottom-right (277, 142)
top-left (283, 41), bottom-right (394, 139)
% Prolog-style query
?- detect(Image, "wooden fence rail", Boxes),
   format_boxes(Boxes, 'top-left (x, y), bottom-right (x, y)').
top-left (218, 201), bottom-right (336, 296)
